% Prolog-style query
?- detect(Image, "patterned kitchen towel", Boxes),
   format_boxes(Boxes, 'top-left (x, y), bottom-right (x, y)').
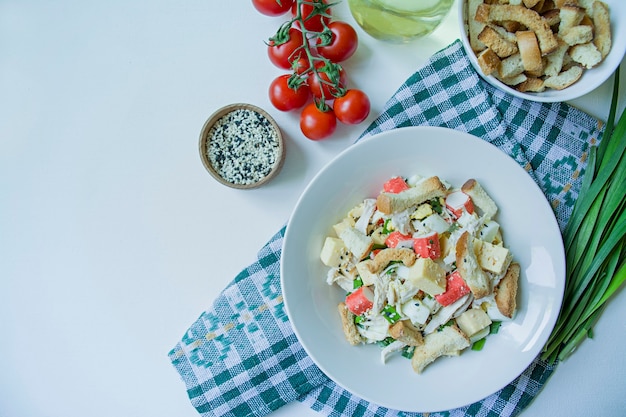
top-left (168, 39), bottom-right (606, 417)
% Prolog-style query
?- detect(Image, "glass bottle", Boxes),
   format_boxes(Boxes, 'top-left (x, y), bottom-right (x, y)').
top-left (348, 0), bottom-right (455, 43)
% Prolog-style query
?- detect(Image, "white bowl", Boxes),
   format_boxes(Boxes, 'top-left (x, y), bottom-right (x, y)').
top-left (458, 0), bottom-right (626, 102)
top-left (281, 127), bottom-right (565, 412)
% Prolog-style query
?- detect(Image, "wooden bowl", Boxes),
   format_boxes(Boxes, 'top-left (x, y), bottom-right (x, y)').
top-left (199, 103), bottom-right (285, 189)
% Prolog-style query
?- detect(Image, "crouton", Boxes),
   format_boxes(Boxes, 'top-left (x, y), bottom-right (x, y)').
top-left (592, 1), bottom-right (611, 59)
top-left (495, 262), bottom-right (520, 319)
top-left (543, 65), bottom-right (583, 89)
top-left (337, 303), bottom-right (362, 345)
top-left (477, 48), bottom-right (502, 75)
top-left (367, 247), bottom-right (416, 274)
top-left (389, 320), bottom-right (424, 347)
top-left (461, 179), bottom-right (498, 219)
top-left (411, 325), bottom-right (470, 374)
top-left (478, 26), bottom-right (518, 57)
top-left (475, 4), bottom-right (559, 55)
top-left (376, 176), bottom-right (447, 215)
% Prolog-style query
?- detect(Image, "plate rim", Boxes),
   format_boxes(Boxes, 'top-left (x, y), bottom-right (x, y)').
top-left (281, 126), bottom-right (566, 412)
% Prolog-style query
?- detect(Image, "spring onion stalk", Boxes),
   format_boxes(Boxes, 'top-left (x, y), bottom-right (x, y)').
top-left (542, 68), bottom-right (626, 363)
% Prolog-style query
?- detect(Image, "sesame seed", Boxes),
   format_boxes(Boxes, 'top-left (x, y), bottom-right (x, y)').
top-left (206, 108), bottom-right (280, 185)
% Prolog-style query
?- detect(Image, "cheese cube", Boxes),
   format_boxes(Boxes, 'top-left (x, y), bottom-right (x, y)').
top-left (355, 260), bottom-right (378, 286)
top-left (476, 240), bottom-right (512, 275)
top-left (406, 258), bottom-right (446, 296)
top-left (456, 308), bottom-right (492, 337)
top-left (320, 237), bottom-right (348, 267)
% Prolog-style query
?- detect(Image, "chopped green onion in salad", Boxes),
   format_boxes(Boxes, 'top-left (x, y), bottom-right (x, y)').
top-left (321, 174), bottom-right (519, 373)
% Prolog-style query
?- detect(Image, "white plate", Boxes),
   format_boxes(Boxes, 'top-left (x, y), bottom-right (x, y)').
top-left (458, 0), bottom-right (626, 102)
top-left (281, 126), bottom-right (565, 412)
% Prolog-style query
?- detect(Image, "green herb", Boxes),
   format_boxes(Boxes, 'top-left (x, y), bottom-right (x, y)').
top-left (402, 345), bottom-right (416, 359)
top-left (382, 305), bottom-right (402, 323)
top-left (353, 277), bottom-right (363, 289)
top-left (490, 321), bottom-right (502, 334)
top-left (354, 315), bottom-right (366, 325)
top-left (542, 67), bottom-right (626, 364)
top-left (447, 222), bottom-right (461, 233)
top-left (430, 198), bottom-right (443, 214)
top-left (382, 218), bottom-right (393, 234)
top-left (471, 338), bottom-right (487, 351)
top-left (377, 337), bottom-right (395, 347)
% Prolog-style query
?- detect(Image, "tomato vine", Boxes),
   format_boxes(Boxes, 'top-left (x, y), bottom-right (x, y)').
top-left (254, 0), bottom-right (371, 140)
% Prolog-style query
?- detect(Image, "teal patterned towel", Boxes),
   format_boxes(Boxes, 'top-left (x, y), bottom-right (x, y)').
top-left (168, 40), bottom-right (605, 417)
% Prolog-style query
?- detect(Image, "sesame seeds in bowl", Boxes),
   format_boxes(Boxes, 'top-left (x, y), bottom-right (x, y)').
top-left (199, 103), bottom-right (285, 189)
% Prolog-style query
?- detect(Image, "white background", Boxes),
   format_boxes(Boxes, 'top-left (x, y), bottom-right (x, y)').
top-left (1, 1), bottom-right (625, 416)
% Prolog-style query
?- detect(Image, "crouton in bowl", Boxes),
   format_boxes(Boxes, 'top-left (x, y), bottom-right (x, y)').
top-left (459, 0), bottom-right (626, 102)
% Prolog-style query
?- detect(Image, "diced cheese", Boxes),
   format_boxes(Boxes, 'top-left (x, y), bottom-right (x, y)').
top-left (456, 308), bottom-right (492, 337)
top-left (479, 220), bottom-right (500, 243)
top-left (320, 237), bottom-right (349, 267)
top-left (406, 258), bottom-right (446, 296)
top-left (355, 260), bottom-right (378, 286)
top-left (475, 240), bottom-right (512, 275)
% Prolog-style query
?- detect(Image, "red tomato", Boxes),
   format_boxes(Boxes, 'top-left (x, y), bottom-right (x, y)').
top-left (317, 21), bottom-right (358, 62)
top-left (292, 57), bottom-right (311, 75)
top-left (307, 61), bottom-right (346, 99)
top-left (269, 74), bottom-right (310, 112)
top-left (300, 103), bottom-right (337, 140)
top-left (268, 28), bottom-right (304, 70)
top-left (383, 176), bottom-right (409, 194)
top-left (252, 0), bottom-right (294, 16)
top-left (292, 0), bottom-right (331, 32)
top-left (333, 89), bottom-right (370, 124)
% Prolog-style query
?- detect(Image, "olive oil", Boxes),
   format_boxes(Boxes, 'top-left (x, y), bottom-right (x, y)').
top-left (348, 0), bottom-right (454, 43)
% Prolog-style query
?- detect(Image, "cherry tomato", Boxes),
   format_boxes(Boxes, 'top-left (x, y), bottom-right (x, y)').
top-left (307, 61), bottom-right (346, 99)
top-left (333, 89), bottom-right (370, 124)
top-left (268, 28), bottom-right (304, 70)
top-left (316, 21), bottom-right (358, 62)
top-left (300, 103), bottom-right (337, 140)
top-left (269, 74), bottom-right (310, 112)
top-left (292, 57), bottom-right (311, 75)
top-left (292, 0), bottom-right (331, 33)
top-left (252, 0), bottom-right (294, 16)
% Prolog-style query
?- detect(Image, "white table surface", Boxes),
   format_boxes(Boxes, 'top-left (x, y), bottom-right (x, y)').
top-left (1, 1), bottom-right (625, 416)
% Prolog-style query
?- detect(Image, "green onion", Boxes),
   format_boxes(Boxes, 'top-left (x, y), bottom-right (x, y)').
top-left (353, 277), bottom-right (363, 289)
top-left (472, 338), bottom-right (487, 351)
top-left (490, 321), bottom-right (502, 334)
top-left (382, 305), bottom-right (401, 323)
top-left (382, 218), bottom-right (393, 234)
top-left (377, 337), bottom-right (395, 347)
top-left (542, 67), bottom-right (626, 364)
top-left (402, 345), bottom-right (416, 359)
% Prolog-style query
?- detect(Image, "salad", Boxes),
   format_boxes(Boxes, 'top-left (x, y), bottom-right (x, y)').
top-left (319, 174), bottom-right (519, 373)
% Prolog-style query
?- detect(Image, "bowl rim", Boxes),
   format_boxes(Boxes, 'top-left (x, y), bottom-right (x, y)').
top-left (198, 103), bottom-right (285, 189)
